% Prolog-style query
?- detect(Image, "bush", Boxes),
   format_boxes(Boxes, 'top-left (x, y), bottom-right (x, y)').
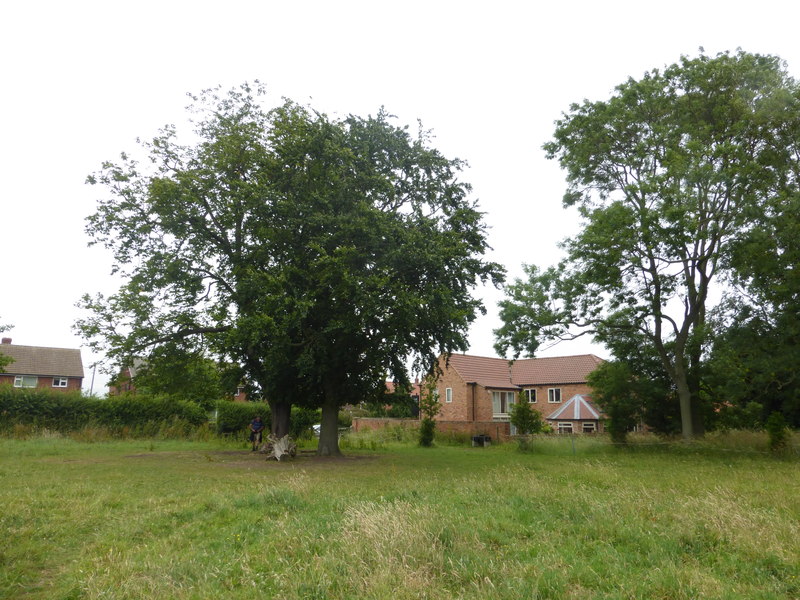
top-left (215, 400), bottom-right (270, 435)
top-left (417, 379), bottom-right (440, 447)
top-left (290, 406), bottom-right (321, 439)
top-left (214, 402), bottom-right (323, 439)
top-left (510, 394), bottom-right (544, 435)
top-left (418, 418), bottom-right (435, 447)
top-left (93, 394), bottom-right (207, 427)
top-left (766, 412), bottom-right (789, 454)
top-left (0, 386), bottom-right (209, 436)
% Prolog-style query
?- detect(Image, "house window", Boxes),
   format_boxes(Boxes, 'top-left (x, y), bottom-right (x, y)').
top-left (53, 377), bottom-right (68, 388)
top-left (582, 422), bottom-right (596, 433)
top-left (525, 389), bottom-right (537, 403)
top-left (492, 391), bottom-right (516, 416)
top-left (558, 422), bottom-right (573, 434)
top-left (14, 375), bottom-right (38, 388)
top-left (445, 387), bottom-right (453, 403)
top-left (548, 388), bottom-right (562, 403)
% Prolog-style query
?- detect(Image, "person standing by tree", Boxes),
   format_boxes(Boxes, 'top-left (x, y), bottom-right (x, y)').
top-left (249, 415), bottom-right (265, 451)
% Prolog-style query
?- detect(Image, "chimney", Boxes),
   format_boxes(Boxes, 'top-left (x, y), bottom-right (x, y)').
top-left (1, 338), bottom-right (11, 345)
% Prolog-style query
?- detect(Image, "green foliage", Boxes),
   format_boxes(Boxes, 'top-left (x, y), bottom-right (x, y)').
top-left (94, 394), bottom-right (208, 427)
top-left (125, 349), bottom-right (227, 410)
top-left (586, 360), bottom-right (681, 442)
top-left (716, 401), bottom-right (765, 431)
top-left (417, 379), bottom-right (441, 447)
top-left (214, 401), bottom-right (270, 435)
top-left (707, 304), bottom-right (800, 428)
top-left (765, 412), bottom-right (790, 453)
top-left (497, 50), bottom-right (800, 440)
top-left (0, 386), bottom-right (207, 433)
top-left (418, 418), bottom-right (436, 448)
top-left (363, 388), bottom-right (418, 418)
top-left (0, 319), bottom-right (12, 373)
top-left (337, 410), bottom-right (353, 428)
top-left (213, 401), bottom-right (321, 438)
top-left (509, 391), bottom-right (544, 435)
top-left (78, 84), bottom-right (504, 456)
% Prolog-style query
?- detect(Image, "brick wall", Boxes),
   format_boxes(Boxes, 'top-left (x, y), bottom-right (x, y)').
top-left (434, 357), bottom-right (471, 421)
top-left (0, 374), bottom-right (82, 391)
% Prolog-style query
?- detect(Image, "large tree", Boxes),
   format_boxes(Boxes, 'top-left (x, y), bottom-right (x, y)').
top-left (78, 86), bottom-right (503, 453)
top-left (259, 102), bottom-right (504, 455)
top-left (495, 51), bottom-right (799, 439)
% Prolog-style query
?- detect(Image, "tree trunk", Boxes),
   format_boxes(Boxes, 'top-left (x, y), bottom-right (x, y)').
top-left (670, 352), bottom-right (696, 440)
top-left (317, 382), bottom-right (342, 456)
top-left (270, 400), bottom-right (292, 438)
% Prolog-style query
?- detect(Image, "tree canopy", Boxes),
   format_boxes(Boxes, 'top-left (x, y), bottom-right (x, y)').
top-left (495, 51), bottom-right (800, 439)
top-left (78, 84), bottom-right (503, 454)
top-left (0, 319), bottom-right (12, 372)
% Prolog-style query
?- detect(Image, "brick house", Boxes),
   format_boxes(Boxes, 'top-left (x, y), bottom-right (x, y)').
top-left (433, 352), bottom-right (605, 439)
top-left (0, 338), bottom-right (84, 391)
top-left (108, 359), bottom-right (145, 396)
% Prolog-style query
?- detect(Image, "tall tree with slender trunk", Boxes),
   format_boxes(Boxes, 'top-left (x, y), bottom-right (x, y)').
top-left (495, 51), bottom-right (800, 439)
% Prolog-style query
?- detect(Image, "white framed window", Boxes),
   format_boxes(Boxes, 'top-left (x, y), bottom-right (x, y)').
top-left (492, 391), bottom-right (516, 416)
top-left (582, 422), bottom-right (596, 433)
top-left (525, 389), bottom-right (537, 403)
top-left (445, 387), bottom-right (453, 403)
top-left (548, 388), bottom-right (562, 403)
top-left (52, 377), bottom-right (68, 388)
top-left (558, 422), bottom-right (573, 434)
top-left (14, 375), bottom-right (38, 388)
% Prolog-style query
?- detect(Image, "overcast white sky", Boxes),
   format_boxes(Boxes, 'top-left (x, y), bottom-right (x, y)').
top-left (2, 1), bottom-right (799, 393)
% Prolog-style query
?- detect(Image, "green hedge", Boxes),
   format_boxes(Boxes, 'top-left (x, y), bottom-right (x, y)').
top-left (0, 386), bottom-right (206, 432)
top-left (0, 386), bottom-right (329, 440)
top-left (215, 401), bottom-right (270, 434)
top-left (214, 401), bottom-right (321, 439)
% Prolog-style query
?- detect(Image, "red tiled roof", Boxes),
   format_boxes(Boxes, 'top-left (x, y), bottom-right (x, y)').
top-left (444, 354), bottom-right (518, 389)
top-left (547, 394), bottom-right (605, 421)
top-left (444, 353), bottom-right (603, 389)
top-left (511, 354), bottom-right (604, 385)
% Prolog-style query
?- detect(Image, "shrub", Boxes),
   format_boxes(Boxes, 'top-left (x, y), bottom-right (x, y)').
top-left (510, 393), bottom-right (544, 435)
top-left (766, 412), bottom-right (789, 454)
top-left (417, 379), bottom-right (440, 447)
top-left (215, 401), bottom-right (270, 435)
top-left (418, 418), bottom-right (436, 447)
top-left (0, 387), bottom-right (211, 437)
top-left (290, 406), bottom-right (321, 439)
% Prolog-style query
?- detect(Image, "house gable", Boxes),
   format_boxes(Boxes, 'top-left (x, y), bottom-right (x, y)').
top-left (0, 340), bottom-right (84, 391)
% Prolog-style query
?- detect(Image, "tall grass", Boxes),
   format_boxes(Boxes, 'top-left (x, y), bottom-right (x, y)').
top-left (1, 433), bottom-right (797, 599)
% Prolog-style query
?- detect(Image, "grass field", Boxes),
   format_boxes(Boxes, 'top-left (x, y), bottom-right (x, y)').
top-left (1, 432), bottom-right (798, 600)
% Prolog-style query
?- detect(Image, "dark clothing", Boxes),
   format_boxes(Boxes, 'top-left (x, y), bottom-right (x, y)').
top-left (249, 418), bottom-right (265, 443)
